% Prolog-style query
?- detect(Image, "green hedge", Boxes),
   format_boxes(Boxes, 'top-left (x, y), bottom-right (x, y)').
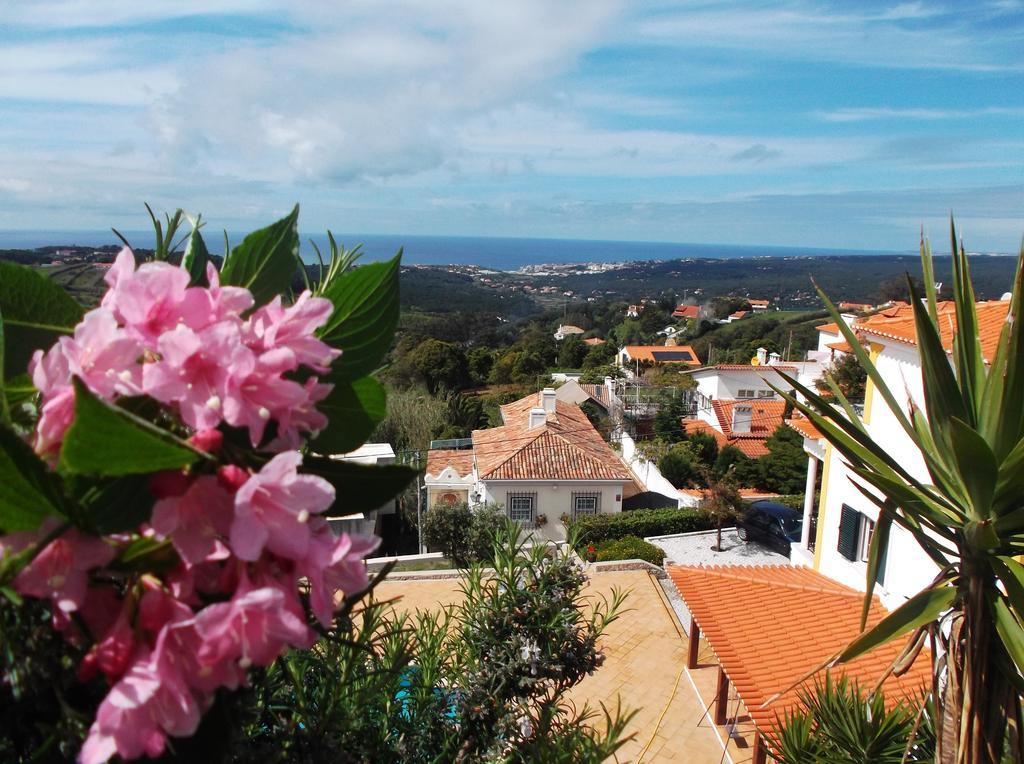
top-left (595, 536), bottom-right (666, 566)
top-left (567, 508), bottom-right (715, 545)
top-left (772, 494), bottom-right (806, 511)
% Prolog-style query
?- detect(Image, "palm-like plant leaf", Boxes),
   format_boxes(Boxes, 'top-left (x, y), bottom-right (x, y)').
top-left (766, 219), bottom-right (1024, 762)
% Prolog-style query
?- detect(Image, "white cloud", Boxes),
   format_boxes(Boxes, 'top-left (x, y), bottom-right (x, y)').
top-left (817, 106), bottom-right (1024, 122)
top-left (632, 2), bottom-right (1023, 72)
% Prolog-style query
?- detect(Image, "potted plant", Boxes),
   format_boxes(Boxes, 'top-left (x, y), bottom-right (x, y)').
top-left (585, 544), bottom-right (598, 563)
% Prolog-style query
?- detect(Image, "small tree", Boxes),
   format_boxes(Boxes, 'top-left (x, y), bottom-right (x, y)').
top-left (816, 352), bottom-right (867, 402)
top-left (659, 444), bottom-right (699, 488)
top-left (697, 470), bottom-right (746, 552)
top-left (421, 502), bottom-right (505, 567)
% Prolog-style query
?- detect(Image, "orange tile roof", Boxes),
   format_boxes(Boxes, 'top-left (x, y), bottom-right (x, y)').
top-left (582, 337), bottom-right (606, 345)
top-left (673, 305), bottom-right (701, 319)
top-left (709, 364), bottom-right (797, 372)
top-left (748, 299), bottom-right (770, 306)
top-left (668, 565), bottom-right (932, 744)
top-left (816, 322), bottom-right (841, 334)
top-left (473, 395), bottom-right (630, 481)
top-left (855, 300), bottom-right (1009, 363)
top-left (425, 449), bottom-right (474, 478)
top-left (729, 310), bottom-right (749, 318)
top-left (711, 400), bottom-right (788, 437)
top-left (838, 301), bottom-right (874, 311)
top-left (621, 345), bottom-right (701, 365)
top-left (826, 340), bottom-right (853, 352)
top-left (786, 415), bottom-right (823, 440)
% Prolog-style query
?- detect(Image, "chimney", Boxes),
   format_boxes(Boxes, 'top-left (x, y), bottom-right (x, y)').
top-left (732, 405), bottom-right (753, 434)
top-left (768, 351), bottom-right (781, 365)
top-left (756, 347), bottom-right (768, 365)
top-left (540, 387), bottom-right (557, 414)
top-left (528, 407), bottom-right (547, 430)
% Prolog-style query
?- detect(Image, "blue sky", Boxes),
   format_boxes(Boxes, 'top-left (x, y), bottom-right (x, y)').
top-left (0, 0), bottom-right (1021, 251)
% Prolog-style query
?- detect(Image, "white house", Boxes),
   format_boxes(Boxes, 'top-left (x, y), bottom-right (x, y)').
top-left (327, 443), bottom-right (398, 537)
top-left (791, 300), bottom-right (1010, 609)
top-left (748, 299), bottom-right (770, 313)
top-left (424, 389), bottom-right (636, 543)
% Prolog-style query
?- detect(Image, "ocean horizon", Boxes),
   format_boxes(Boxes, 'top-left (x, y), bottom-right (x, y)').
top-left (0, 229), bottom-right (921, 271)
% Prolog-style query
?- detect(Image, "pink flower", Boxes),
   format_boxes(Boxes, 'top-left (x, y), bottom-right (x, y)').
top-left (203, 263), bottom-right (255, 322)
top-left (267, 378), bottom-right (332, 451)
top-left (101, 248), bottom-right (195, 345)
top-left (298, 526), bottom-right (380, 627)
top-left (222, 347), bottom-right (308, 445)
top-left (61, 308), bottom-right (143, 399)
top-left (193, 573), bottom-right (312, 670)
top-left (245, 291), bottom-right (339, 373)
top-left (151, 476), bottom-right (234, 565)
top-left (187, 428), bottom-right (223, 454)
top-left (142, 321), bottom-right (252, 430)
top-left (230, 451), bottom-right (334, 561)
top-left (78, 641), bottom-right (201, 764)
top-left (30, 342), bottom-right (75, 455)
top-left (7, 524), bottom-right (114, 613)
top-left (92, 602), bottom-right (136, 681)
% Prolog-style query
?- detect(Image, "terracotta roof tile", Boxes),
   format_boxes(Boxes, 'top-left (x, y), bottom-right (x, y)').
top-left (672, 305), bottom-right (701, 318)
top-left (855, 300), bottom-right (1009, 363)
top-left (815, 322), bottom-right (841, 333)
top-left (425, 449), bottom-right (474, 478)
top-left (668, 565), bottom-right (932, 743)
top-left (710, 364), bottom-right (797, 371)
top-left (711, 399), bottom-right (788, 436)
top-left (748, 299), bottom-right (770, 306)
top-left (474, 395), bottom-right (630, 481)
top-left (786, 416), bottom-right (824, 440)
top-left (582, 337), bottom-right (606, 345)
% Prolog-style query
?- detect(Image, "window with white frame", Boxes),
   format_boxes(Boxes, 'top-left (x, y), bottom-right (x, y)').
top-left (506, 492), bottom-right (536, 525)
top-left (737, 389), bottom-right (755, 399)
top-left (859, 516), bottom-right (875, 562)
top-left (756, 389), bottom-right (775, 398)
top-left (572, 492), bottom-right (600, 517)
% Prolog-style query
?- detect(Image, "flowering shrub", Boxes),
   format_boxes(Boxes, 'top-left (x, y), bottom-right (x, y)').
top-left (0, 207), bottom-right (413, 762)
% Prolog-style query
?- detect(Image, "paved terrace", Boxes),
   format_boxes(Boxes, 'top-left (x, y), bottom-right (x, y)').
top-left (375, 567), bottom-right (749, 763)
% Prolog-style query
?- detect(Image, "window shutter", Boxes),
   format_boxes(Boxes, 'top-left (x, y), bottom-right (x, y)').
top-left (837, 505), bottom-right (860, 562)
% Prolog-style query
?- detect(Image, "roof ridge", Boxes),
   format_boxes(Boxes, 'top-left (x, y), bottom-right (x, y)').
top-left (669, 565), bottom-right (862, 598)
top-left (478, 426), bottom-right (545, 478)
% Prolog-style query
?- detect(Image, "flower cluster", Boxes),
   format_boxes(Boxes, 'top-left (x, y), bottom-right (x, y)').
top-left (30, 248), bottom-right (338, 455)
top-left (1, 249), bottom-right (380, 763)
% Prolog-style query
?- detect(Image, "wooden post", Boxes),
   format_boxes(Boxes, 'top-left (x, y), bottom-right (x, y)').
top-left (752, 732), bottom-right (768, 764)
top-left (714, 667), bottom-right (730, 725)
top-left (687, 617), bottom-right (701, 669)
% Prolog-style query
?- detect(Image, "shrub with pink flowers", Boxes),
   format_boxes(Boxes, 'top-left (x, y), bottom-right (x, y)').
top-left (0, 206), bottom-right (413, 762)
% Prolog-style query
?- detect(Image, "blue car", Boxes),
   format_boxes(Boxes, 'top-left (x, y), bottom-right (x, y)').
top-left (736, 500), bottom-right (802, 557)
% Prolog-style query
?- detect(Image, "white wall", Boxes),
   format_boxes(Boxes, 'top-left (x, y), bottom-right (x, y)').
top-left (619, 431), bottom-right (682, 505)
top-left (477, 479), bottom-right (625, 542)
top-left (693, 368), bottom-right (788, 400)
top-left (814, 341), bottom-right (939, 608)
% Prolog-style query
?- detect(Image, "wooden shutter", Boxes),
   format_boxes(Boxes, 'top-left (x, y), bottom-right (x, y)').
top-left (837, 504), bottom-right (860, 562)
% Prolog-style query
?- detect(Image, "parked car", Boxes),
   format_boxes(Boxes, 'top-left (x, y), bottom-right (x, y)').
top-left (736, 500), bottom-right (802, 557)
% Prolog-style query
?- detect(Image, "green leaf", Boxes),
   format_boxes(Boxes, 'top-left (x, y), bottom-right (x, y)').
top-left (303, 456), bottom-right (416, 516)
top-left (946, 415), bottom-right (997, 519)
top-left (220, 204), bottom-right (300, 307)
top-left (992, 556), bottom-right (1024, 615)
top-left (0, 423), bottom-right (65, 532)
top-left (838, 585), bottom-right (956, 664)
top-left (318, 252), bottom-right (401, 381)
top-left (182, 223), bottom-right (210, 287)
top-left (81, 474), bottom-right (158, 534)
top-left (992, 595), bottom-right (1024, 675)
top-left (59, 378), bottom-right (203, 476)
top-left (309, 376), bottom-right (387, 454)
top-left (0, 260), bottom-right (83, 379)
top-left (862, 503), bottom-right (893, 629)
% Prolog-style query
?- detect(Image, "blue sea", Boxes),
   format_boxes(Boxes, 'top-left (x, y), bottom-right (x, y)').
top-left (0, 230), bottom-right (906, 271)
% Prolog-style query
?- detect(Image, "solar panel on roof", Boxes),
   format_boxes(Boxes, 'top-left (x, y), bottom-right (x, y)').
top-left (651, 350), bottom-right (694, 362)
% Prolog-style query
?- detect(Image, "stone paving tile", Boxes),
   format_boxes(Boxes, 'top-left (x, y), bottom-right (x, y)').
top-left (375, 569), bottom-right (731, 763)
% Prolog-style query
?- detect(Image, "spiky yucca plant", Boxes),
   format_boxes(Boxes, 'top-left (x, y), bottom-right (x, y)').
top-left (774, 674), bottom-right (935, 764)
top-left (773, 220), bottom-right (1024, 764)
